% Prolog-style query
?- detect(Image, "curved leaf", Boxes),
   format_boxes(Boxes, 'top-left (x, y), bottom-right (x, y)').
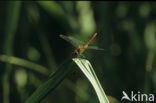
top-left (25, 59), bottom-right (74, 103)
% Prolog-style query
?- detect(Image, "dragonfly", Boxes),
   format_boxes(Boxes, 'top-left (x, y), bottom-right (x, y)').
top-left (60, 33), bottom-right (104, 56)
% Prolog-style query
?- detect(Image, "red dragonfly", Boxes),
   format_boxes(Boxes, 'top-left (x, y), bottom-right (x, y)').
top-left (60, 33), bottom-right (104, 55)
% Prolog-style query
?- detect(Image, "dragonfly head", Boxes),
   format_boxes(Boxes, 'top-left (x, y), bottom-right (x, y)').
top-left (72, 47), bottom-right (81, 55)
top-left (72, 49), bottom-right (79, 55)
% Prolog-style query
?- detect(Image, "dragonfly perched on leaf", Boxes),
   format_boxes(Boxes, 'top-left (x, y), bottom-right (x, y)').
top-left (60, 33), bottom-right (104, 56)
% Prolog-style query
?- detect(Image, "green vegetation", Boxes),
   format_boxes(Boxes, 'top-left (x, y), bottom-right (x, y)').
top-left (0, 1), bottom-right (155, 103)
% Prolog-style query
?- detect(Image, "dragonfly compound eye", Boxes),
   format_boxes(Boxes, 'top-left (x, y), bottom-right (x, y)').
top-left (72, 50), bottom-right (79, 55)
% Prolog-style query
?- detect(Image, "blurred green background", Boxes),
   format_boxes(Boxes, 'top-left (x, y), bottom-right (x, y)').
top-left (0, 1), bottom-right (156, 103)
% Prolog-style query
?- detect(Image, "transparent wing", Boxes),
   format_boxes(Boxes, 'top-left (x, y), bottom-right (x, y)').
top-left (60, 34), bottom-right (85, 47)
top-left (87, 46), bottom-right (105, 51)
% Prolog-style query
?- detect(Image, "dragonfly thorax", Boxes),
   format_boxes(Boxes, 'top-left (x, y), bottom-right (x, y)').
top-left (73, 46), bottom-right (86, 55)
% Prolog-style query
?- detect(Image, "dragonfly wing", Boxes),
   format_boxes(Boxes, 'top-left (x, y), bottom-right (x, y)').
top-left (87, 46), bottom-right (105, 51)
top-left (60, 34), bottom-right (85, 47)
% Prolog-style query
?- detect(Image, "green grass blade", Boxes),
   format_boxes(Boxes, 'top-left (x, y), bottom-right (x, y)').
top-left (3, 1), bottom-right (21, 54)
top-left (39, 33), bottom-right (57, 73)
top-left (2, 1), bottom-right (21, 103)
top-left (37, 1), bottom-right (65, 18)
top-left (25, 59), bottom-right (74, 103)
top-left (0, 54), bottom-right (49, 75)
top-left (37, 1), bottom-right (77, 30)
top-left (73, 58), bottom-right (110, 103)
